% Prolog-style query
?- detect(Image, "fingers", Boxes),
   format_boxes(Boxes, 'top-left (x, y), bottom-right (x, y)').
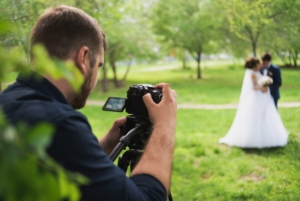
top-left (143, 93), bottom-right (156, 109)
top-left (155, 83), bottom-right (177, 103)
top-left (155, 83), bottom-right (170, 89)
top-left (155, 83), bottom-right (170, 95)
top-left (113, 116), bottom-right (127, 128)
top-left (155, 83), bottom-right (173, 100)
top-left (171, 89), bottom-right (177, 100)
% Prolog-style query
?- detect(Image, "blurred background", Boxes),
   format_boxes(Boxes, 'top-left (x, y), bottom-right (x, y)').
top-left (1, 0), bottom-right (300, 200)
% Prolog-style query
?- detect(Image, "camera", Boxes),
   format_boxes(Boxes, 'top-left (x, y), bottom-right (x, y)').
top-left (102, 84), bottom-right (163, 149)
top-left (102, 84), bottom-right (162, 116)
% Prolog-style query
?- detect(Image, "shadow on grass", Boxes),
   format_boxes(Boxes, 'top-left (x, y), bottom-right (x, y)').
top-left (242, 147), bottom-right (285, 156)
top-left (241, 135), bottom-right (300, 162)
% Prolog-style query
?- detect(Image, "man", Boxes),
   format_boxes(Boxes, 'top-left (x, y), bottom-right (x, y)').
top-left (260, 52), bottom-right (282, 108)
top-left (0, 6), bottom-right (177, 201)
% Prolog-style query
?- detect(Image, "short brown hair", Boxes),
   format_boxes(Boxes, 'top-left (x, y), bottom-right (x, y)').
top-left (30, 5), bottom-right (106, 67)
top-left (261, 52), bottom-right (272, 61)
top-left (244, 57), bottom-right (260, 69)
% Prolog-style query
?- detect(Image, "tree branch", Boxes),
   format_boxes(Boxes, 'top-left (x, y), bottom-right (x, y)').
top-left (245, 25), bottom-right (254, 42)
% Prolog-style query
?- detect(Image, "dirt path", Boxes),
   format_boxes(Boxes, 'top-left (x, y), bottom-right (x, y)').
top-left (87, 100), bottom-right (300, 109)
top-left (2, 82), bottom-right (298, 109)
top-left (1, 82), bottom-right (14, 86)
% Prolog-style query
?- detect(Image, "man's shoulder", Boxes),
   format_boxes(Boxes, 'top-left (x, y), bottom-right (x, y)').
top-left (271, 64), bottom-right (280, 69)
top-left (0, 83), bottom-right (88, 127)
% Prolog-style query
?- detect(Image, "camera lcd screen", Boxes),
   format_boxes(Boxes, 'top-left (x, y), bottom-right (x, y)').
top-left (102, 97), bottom-right (126, 112)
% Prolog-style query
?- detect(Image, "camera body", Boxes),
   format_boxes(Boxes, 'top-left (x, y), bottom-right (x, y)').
top-left (102, 84), bottom-right (163, 149)
top-left (126, 84), bottom-right (162, 116)
top-left (102, 84), bottom-right (162, 117)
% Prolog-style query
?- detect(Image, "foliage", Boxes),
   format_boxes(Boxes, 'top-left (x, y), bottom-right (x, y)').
top-left (0, 18), bottom-right (86, 200)
top-left (216, 0), bottom-right (275, 57)
top-left (79, 0), bottom-right (159, 89)
top-left (262, 0), bottom-right (300, 67)
top-left (0, 111), bottom-right (88, 201)
top-left (2, 0), bottom-right (300, 86)
top-left (152, 0), bottom-right (223, 79)
top-left (0, 44), bottom-right (83, 92)
top-left (0, 0), bottom-right (74, 62)
top-left (0, 0), bottom-right (153, 90)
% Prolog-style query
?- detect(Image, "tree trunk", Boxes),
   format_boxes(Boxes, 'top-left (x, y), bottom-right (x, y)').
top-left (252, 41), bottom-right (257, 57)
top-left (196, 51), bottom-right (202, 79)
top-left (276, 50), bottom-right (288, 66)
top-left (102, 63), bottom-right (108, 93)
top-left (121, 60), bottom-right (132, 83)
top-left (22, 41), bottom-right (30, 64)
top-left (245, 26), bottom-right (258, 57)
top-left (182, 57), bottom-right (186, 69)
top-left (107, 49), bottom-right (121, 88)
top-left (288, 50), bottom-right (292, 66)
top-left (293, 50), bottom-right (298, 67)
top-left (110, 61), bottom-right (120, 87)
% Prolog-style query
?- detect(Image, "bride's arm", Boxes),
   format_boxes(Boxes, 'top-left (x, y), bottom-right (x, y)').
top-left (251, 73), bottom-right (268, 92)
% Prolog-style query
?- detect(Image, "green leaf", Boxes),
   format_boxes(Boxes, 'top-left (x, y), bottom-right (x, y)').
top-left (26, 123), bottom-right (54, 156)
top-left (31, 44), bottom-right (84, 91)
top-left (69, 183), bottom-right (81, 201)
top-left (0, 20), bottom-right (12, 33)
top-left (0, 110), bottom-right (7, 127)
top-left (58, 170), bottom-right (69, 199)
top-left (3, 127), bottom-right (18, 143)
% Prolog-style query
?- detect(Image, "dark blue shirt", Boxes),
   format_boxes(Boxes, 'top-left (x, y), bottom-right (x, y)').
top-left (0, 73), bottom-right (166, 201)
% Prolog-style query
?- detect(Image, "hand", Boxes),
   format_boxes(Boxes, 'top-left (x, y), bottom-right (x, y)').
top-left (143, 83), bottom-right (177, 130)
top-left (132, 83), bottom-right (177, 192)
top-left (261, 86), bottom-right (268, 93)
top-left (98, 117), bottom-right (127, 155)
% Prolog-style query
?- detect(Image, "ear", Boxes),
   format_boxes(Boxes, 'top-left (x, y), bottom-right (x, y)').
top-left (75, 46), bottom-right (89, 75)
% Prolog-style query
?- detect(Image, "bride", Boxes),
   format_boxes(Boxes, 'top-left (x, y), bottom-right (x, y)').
top-left (219, 58), bottom-right (288, 148)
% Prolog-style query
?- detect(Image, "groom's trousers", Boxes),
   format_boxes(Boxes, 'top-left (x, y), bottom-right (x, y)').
top-left (273, 97), bottom-right (278, 109)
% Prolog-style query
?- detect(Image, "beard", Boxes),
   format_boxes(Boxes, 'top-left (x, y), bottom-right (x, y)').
top-left (70, 70), bottom-right (93, 109)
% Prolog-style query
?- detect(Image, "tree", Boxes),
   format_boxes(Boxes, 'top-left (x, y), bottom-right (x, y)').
top-left (217, 0), bottom-right (276, 57)
top-left (261, 0), bottom-right (300, 67)
top-left (0, 0), bottom-right (74, 62)
top-left (1, 0), bottom-right (159, 91)
top-left (152, 0), bottom-right (222, 79)
top-left (83, 0), bottom-right (158, 89)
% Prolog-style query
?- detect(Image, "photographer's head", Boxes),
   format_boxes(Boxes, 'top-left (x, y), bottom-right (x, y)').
top-left (30, 5), bottom-right (106, 109)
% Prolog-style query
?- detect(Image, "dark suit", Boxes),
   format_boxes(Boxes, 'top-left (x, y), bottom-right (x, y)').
top-left (260, 64), bottom-right (282, 108)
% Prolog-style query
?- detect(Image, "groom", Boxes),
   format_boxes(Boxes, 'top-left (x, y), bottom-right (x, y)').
top-left (260, 52), bottom-right (282, 108)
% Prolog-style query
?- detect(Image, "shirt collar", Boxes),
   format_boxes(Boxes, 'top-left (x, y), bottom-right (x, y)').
top-left (267, 63), bottom-right (272, 68)
top-left (17, 71), bottom-right (70, 105)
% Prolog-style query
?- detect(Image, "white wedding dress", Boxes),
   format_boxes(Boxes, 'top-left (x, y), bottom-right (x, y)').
top-left (219, 69), bottom-right (289, 148)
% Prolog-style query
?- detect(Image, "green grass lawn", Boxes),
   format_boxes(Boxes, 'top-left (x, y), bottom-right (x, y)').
top-left (2, 61), bottom-right (299, 104)
top-left (89, 61), bottom-right (300, 104)
top-left (80, 105), bottom-right (300, 201)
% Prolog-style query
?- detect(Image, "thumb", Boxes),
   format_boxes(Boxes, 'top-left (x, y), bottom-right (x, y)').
top-left (143, 93), bottom-right (155, 109)
top-left (113, 116), bottom-right (127, 128)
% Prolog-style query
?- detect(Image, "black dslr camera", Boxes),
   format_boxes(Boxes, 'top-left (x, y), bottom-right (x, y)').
top-left (102, 84), bottom-right (162, 116)
top-left (102, 84), bottom-right (162, 149)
